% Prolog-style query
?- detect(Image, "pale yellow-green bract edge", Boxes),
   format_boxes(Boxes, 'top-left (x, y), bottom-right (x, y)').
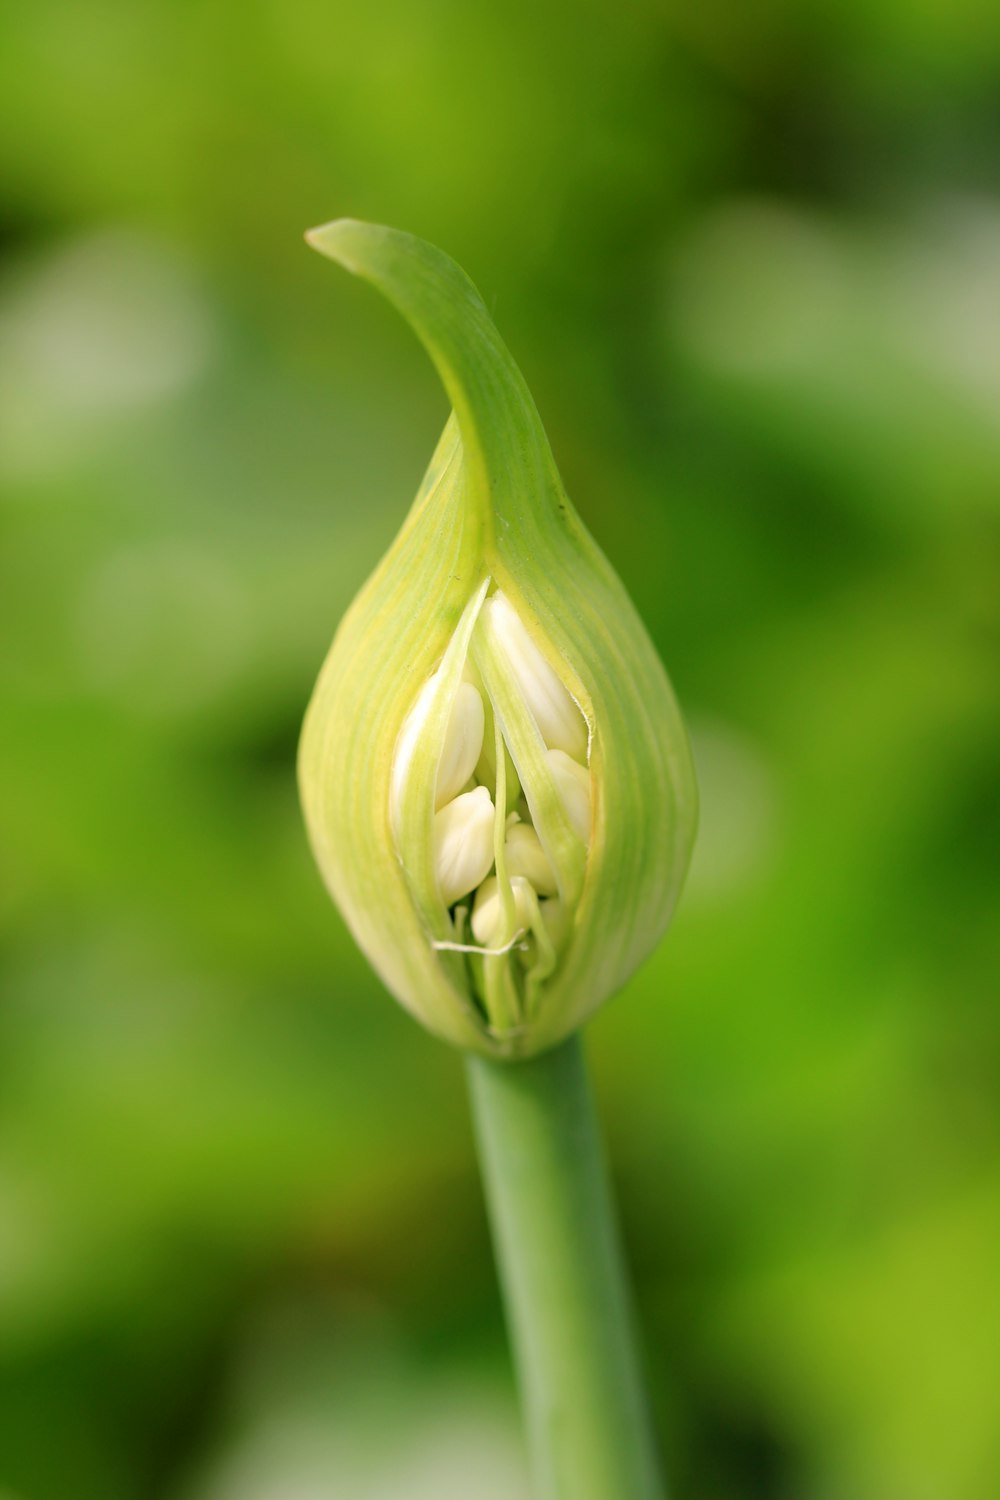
top-left (298, 220), bottom-right (697, 1059)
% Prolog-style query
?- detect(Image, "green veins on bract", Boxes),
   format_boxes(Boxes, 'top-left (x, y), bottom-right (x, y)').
top-left (298, 220), bottom-right (698, 1059)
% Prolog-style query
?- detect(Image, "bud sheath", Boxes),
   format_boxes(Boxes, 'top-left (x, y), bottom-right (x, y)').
top-left (299, 220), bottom-right (697, 1057)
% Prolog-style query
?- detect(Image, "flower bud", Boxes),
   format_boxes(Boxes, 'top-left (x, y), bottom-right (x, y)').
top-left (434, 785), bottom-right (495, 906)
top-left (471, 874), bottom-right (536, 947)
top-left (390, 671), bottom-right (485, 820)
top-left (545, 749), bottom-right (592, 845)
top-left (480, 592), bottom-right (588, 762)
top-left (299, 220), bottom-right (698, 1057)
top-left (504, 819), bottom-right (558, 897)
top-left (436, 681), bottom-right (485, 808)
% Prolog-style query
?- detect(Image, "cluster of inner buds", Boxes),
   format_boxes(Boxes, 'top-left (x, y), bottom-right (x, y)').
top-left (391, 588), bottom-right (591, 1024)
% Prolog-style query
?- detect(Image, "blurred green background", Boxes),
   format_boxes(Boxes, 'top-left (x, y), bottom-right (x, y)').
top-left (2, 0), bottom-right (999, 1496)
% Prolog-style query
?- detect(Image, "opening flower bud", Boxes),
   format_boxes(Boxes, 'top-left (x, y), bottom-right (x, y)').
top-left (299, 221), bottom-right (698, 1058)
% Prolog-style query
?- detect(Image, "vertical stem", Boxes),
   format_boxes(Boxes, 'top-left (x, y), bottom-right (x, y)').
top-left (465, 1034), bottom-right (667, 1500)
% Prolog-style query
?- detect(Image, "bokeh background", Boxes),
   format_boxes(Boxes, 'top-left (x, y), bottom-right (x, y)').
top-left (2, 0), bottom-right (999, 1496)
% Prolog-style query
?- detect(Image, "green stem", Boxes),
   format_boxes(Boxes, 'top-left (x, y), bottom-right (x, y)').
top-left (465, 1033), bottom-right (667, 1500)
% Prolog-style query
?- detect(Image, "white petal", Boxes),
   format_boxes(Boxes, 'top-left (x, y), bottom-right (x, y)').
top-left (433, 786), bottom-right (495, 906)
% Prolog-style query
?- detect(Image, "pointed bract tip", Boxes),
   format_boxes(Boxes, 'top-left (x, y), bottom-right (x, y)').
top-left (304, 218), bottom-right (392, 276)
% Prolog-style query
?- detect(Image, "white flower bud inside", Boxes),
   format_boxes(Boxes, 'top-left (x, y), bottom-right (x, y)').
top-left (547, 749), bottom-right (591, 843)
top-left (483, 591), bottom-right (588, 761)
top-left (436, 681), bottom-right (485, 808)
top-left (504, 820), bottom-right (558, 896)
top-left (471, 874), bottom-right (536, 947)
top-left (433, 786), bottom-right (496, 905)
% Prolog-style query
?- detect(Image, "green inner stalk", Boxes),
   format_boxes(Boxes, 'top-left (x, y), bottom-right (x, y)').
top-left (465, 1034), bottom-right (667, 1500)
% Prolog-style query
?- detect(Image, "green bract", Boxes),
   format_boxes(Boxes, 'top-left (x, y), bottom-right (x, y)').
top-left (299, 221), bottom-right (697, 1059)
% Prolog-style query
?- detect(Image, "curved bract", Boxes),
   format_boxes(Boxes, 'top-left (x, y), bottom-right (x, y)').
top-left (298, 220), bottom-right (697, 1058)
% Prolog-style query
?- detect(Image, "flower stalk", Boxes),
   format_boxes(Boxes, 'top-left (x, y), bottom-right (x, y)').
top-left (467, 1034), bottom-right (666, 1500)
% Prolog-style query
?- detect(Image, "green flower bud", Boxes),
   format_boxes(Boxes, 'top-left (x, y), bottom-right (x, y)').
top-left (298, 220), bottom-right (697, 1058)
